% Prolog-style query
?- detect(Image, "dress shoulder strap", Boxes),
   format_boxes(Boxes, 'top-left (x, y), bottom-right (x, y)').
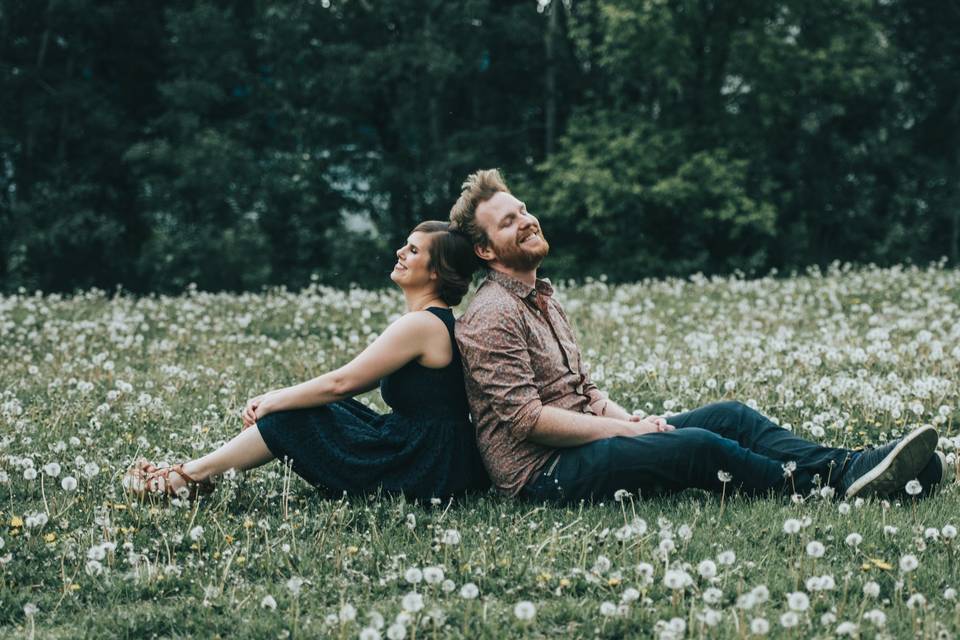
top-left (425, 307), bottom-right (457, 346)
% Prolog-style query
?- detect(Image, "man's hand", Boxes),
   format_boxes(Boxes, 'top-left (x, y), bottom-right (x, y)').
top-left (622, 415), bottom-right (674, 435)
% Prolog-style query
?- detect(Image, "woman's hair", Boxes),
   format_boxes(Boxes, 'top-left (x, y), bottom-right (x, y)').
top-left (413, 220), bottom-right (480, 306)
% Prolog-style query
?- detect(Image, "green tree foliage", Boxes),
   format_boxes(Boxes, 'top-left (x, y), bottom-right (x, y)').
top-left (1, 0), bottom-right (958, 292)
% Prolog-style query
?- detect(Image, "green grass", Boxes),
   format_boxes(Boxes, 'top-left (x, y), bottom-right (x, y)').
top-left (1, 263), bottom-right (958, 638)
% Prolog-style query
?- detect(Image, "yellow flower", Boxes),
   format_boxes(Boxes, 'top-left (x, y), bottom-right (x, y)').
top-left (112, 503), bottom-right (127, 510)
top-left (865, 558), bottom-right (893, 571)
top-left (236, 556), bottom-right (246, 565)
top-left (608, 577), bottom-right (621, 587)
top-left (346, 545), bottom-right (359, 555)
top-left (44, 532), bottom-right (57, 543)
top-left (559, 578), bottom-right (571, 588)
top-left (243, 519), bottom-right (254, 529)
top-left (536, 572), bottom-right (552, 583)
top-left (10, 516), bottom-right (23, 528)
top-left (68, 583), bottom-right (80, 591)
top-left (224, 534), bottom-right (235, 544)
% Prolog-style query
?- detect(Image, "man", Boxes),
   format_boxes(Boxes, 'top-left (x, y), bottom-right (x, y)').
top-left (450, 168), bottom-right (945, 504)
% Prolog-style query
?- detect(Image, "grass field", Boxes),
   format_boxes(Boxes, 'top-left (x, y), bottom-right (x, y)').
top-left (1, 263), bottom-right (958, 639)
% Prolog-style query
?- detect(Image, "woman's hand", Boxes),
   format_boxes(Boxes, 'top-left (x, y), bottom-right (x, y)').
top-left (241, 394), bottom-right (267, 430)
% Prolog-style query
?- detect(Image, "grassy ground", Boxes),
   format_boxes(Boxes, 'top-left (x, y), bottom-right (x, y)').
top-left (1, 263), bottom-right (958, 638)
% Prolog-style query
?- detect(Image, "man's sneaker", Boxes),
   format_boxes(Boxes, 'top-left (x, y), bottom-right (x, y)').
top-left (892, 450), bottom-right (949, 501)
top-left (839, 425), bottom-right (938, 498)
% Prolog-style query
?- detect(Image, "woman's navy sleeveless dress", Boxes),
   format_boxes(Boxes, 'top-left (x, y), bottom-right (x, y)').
top-left (256, 307), bottom-right (490, 499)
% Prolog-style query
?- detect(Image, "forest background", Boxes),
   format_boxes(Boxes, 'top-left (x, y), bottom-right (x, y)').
top-left (2, 0), bottom-right (958, 293)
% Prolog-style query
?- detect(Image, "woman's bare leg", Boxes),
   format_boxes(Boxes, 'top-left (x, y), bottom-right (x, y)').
top-left (154, 425), bottom-right (275, 491)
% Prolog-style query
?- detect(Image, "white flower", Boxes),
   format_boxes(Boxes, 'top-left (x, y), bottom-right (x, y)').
top-left (906, 593), bottom-right (927, 609)
top-left (404, 568), bottom-right (423, 584)
top-left (783, 518), bottom-right (802, 534)
top-left (899, 554), bottom-right (919, 573)
top-left (367, 611), bottom-right (385, 629)
top-left (441, 529), bottom-right (460, 545)
top-left (23, 468), bottom-right (37, 481)
top-left (702, 587), bottom-right (723, 605)
top-left (697, 560), bottom-right (717, 579)
top-left (664, 569), bottom-right (692, 590)
top-left (61, 476), bottom-right (77, 491)
top-left (189, 526), bottom-right (204, 542)
top-left (621, 588), bottom-right (640, 603)
top-left (837, 502), bottom-right (850, 515)
top-left (340, 603), bottom-right (357, 622)
top-left (82, 462), bottom-right (99, 479)
top-left (943, 524), bottom-right (958, 539)
top-left (698, 607), bottom-right (722, 627)
top-left (43, 462), bottom-right (61, 477)
top-left (593, 555), bottom-right (612, 574)
top-left (260, 595), bottom-right (277, 610)
top-left (87, 544), bottom-right (106, 561)
top-left (85, 559), bottom-right (103, 576)
top-left (845, 533), bottom-right (863, 547)
top-left (513, 600), bottom-right (536, 621)
top-left (717, 470), bottom-right (733, 483)
top-left (405, 513), bottom-right (416, 530)
top-left (599, 601), bottom-right (617, 617)
top-left (401, 592), bottom-right (424, 613)
top-left (780, 611), bottom-right (799, 628)
top-left (782, 461), bottom-right (797, 477)
top-left (460, 583), bottom-right (479, 600)
top-left (717, 550), bottom-right (736, 565)
top-left (787, 591), bottom-right (810, 611)
top-left (614, 489), bottom-right (631, 502)
top-left (806, 541), bottom-right (825, 558)
top-left (905, 479), bottom-right (923, 496)
top-left (359, 628), bottom-right (381, 640)
top-left (819, 486), bottom-right (835, 499)
top-left (883, 525), bottom-right (898, 537)
top-left (945, 588), bottom-right (957, 600)
top-left (423, 566), bottom-right (444, 585)
top-left (863, 581), bottom-right (881, 598)
top-left (286, 576), bottom-right (304, 596)
top-left (441, 579), bottom-right (455, 593)
top-left (23, 603), bottom-right (38, 618)
top-left (836, 621), bottom-right (858, 636)
top-left (386, 623), bottom-right (406, 640)
top-left (863, 609), bottom-right (886, 627)
top-left (750, 617), bottom-right (770, 635)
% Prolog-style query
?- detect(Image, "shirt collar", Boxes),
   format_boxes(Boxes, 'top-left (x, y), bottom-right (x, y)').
top-left (484, 268), bottom-right (554, 300)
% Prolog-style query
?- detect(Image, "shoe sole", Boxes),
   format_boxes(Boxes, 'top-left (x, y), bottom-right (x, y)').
top-left (845, 425), bottom-right (939, 498)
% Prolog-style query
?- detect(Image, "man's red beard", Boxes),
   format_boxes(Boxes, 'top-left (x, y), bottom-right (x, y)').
top-left (492, 233), bottom-right (550, 271)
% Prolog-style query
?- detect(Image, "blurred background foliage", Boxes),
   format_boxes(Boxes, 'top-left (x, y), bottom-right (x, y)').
top-left (1, 0), bottom-right (958, 293)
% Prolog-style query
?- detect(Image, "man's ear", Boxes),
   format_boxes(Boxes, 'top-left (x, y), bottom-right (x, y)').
top-left (474, 243), bottom-right (495, 262)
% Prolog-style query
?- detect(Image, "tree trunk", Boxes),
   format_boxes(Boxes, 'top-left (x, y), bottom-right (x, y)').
top-left (544, 0), bottom-right (559, 157)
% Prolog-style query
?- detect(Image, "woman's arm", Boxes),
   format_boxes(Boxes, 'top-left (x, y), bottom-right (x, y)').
top-left (252, 312), bottom-right (442, 419)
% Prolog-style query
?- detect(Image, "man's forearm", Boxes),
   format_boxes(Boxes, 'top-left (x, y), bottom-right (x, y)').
top-left (601, 398), bottom-right (633, 421)
top-left (526, 405), bottom-right (633, 447)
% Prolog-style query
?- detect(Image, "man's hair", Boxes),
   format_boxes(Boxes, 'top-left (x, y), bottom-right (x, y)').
top-left (412, 220), bottom-right (480, 306)
top-left (449, 169), bottom-right (510, 248)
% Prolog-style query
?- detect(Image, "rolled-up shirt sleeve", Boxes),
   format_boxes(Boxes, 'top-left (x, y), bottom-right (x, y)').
top-left (582, 375), bottom-right (608, 416)
top-left (456, 302), bottom-right (543, 442)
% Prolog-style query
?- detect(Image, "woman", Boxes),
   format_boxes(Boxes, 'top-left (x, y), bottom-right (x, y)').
top-left (125, 221), bottom-right (490, 500)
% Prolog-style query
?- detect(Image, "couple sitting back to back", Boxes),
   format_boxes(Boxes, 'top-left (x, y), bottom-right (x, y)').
top-left (127, 170), bottom-right (947, 506)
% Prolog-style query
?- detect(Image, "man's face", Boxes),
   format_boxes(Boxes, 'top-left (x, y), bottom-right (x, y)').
top-left (475, 191), bottom-right (549, 272)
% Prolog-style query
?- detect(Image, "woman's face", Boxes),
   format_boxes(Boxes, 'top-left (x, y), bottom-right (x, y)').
top-left (390, 231), bottom-right (437, 289)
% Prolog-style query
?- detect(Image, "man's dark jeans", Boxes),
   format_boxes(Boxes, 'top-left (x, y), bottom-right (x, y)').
top-left (520, 401), bottom-right (856, 504)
